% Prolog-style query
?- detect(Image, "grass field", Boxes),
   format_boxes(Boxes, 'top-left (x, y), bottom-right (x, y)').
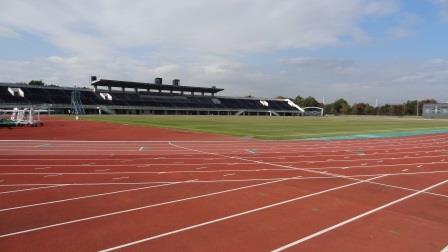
top-left (80, 115), bottom-right (448, 140)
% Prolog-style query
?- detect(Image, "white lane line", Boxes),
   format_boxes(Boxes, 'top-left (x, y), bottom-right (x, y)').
top-left (0, 150), bottom-right (445, 162)
top-left (1, 159), bottom-right (447, 170)
top-left (0, 140), bottom-right (444, 154)
top-left (95, 169), bottom-right (111, 172)
top-left (1, 171), bottom-right (448, 199)
top-left (0, 176), bottom-right (304, 238)
top-left (111, 176), bottom-right (129, 180)
top-left (0, 185), bottom-right (66, 195)
top-left (0, 168), bottom-right (292, 175)
top-left (0, 141), bottom-right (442, 151)
top-left (34, 167), bottom-right (52, 170)
top-left (223, 173), bottom-right (235, 177)
top-left (138, 146), bottom-right (145, 152)
top-left (167, 142), bottom-right (411, 187)
top-left (98, 175), bottom-right (387, 252)
top-left (271, 178), bottom-right (448, 252)
top-left (0, 162), bottom-right (256, 167)
top-left (0, 140), bottom-right (241, 143)
top-left (246, 149), bottom-right (257, 154)
top-left (168, 143), bottom-right (448, 200)
top-left (0, 182), bottom-right (182, 212)
top-left (43, 174), bottom-right (62, 178)
top-left (1, 169), bottom-right (447, 187)
top-left (35, 143), bottom-right (51, 148)
top-left (441, 244), bottom-right (448, 252)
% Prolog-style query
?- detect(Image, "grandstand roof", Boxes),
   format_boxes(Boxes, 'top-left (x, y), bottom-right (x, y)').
top-left (92, 79), bottom-right (224, 94)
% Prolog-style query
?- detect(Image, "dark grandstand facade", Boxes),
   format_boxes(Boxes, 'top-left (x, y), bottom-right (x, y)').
top-left (0, 77), bottom-right (304, 116)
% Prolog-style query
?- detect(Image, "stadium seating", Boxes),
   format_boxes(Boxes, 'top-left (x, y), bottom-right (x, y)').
top-left (0, 83), bottom-right (300, 113)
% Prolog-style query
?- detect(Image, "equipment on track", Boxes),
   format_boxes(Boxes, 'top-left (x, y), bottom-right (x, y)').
top-left (0, 107), bottom-right (51, 127)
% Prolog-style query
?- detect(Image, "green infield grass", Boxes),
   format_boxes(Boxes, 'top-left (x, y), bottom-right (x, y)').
top-left (80, 115), bottom-right (448, 140)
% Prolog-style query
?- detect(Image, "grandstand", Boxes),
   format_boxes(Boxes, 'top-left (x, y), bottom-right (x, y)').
top-left (0, 77), bottom-right (304, 116)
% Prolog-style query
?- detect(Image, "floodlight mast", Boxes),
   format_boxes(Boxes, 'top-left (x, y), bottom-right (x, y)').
top-left (321, 96), bottom-right (325, 117)
top-left (416, 100), bottom-right (419, 117)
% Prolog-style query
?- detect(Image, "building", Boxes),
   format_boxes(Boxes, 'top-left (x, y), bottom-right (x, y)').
top-left (0, 77), bottom-right (304, 116)
top-left (422, 103), bottom-right (448, 119)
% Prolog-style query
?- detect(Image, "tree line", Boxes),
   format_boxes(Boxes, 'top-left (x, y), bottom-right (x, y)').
top-left (28, 80), bottom-right (59, 87)
top-left (277, 95), bottom-right (438, 116)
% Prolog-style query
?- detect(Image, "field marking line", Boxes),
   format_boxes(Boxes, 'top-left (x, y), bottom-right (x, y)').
top-left (0, 157), bottom-right (446, 175)
top-left (1, 140), bottom-right (446, 151)
top-left (0, 134), bottom-right (444, 147)
top-left (0, 140), bottom-right (241, 143)
top-left (271, 178), bottom-right (448, 252)
top-left (0, 168), bottom-right (295, 175)
top-left (1, 140), bottom-right (447, 153)
top-left (3, 156), bottom-right (445, 171)
top-left (2, 151), bottom-right (447, 168)
top-left (0, 185), bottom-right (66, 195)
top-left (98, 175), bottom-right (387, 252)
top-left (1, 148), bottom-right (444, 161)
top-left (0, 181), bottom-right (183, 212)
top-left (1, 170), bottom-right (448, 187)
top-left (168, 142), bottom-right (448, 200)
top-left (441, 244), bottom-right (448, 252)
top-left (35, 143), bottom-right (51, 148)
top-left (0, 143), bottom-right (446, 153)
top-left (167, 142), bottom-right (435, 185)
top-left (0, 144), bottom-right (445, 156)
top-left (0, 175), bottom-right (311, 238)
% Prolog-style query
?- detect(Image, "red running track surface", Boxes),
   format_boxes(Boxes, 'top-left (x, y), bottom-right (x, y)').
top-left (0, 118), bottom-right (447, 251)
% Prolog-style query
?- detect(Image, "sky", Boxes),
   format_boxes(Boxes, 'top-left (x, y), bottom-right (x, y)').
top-left (0, 0), bottom-right (447, 104)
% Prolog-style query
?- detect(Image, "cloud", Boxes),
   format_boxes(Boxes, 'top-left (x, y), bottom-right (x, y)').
top-left (0, 0), bottom-right (400, 56)
top-left (1, 55), bottom-right (447, 104)
top-left (281, 58), bottom-right (354, 71)
top-left (2, 0), bottom-right (446, 104)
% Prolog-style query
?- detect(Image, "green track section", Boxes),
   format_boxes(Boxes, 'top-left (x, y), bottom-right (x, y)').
top-left (79, 115), bottom-right (448, 140)
top-left (307, 128), bottom-right (448, 140)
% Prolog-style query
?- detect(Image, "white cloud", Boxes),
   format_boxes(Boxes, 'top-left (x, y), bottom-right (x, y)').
top-left (281, 58), bottom-right (354, 71)
top-left (1, 0), bottom-right (446, 104)
top-left (0, 0), bottom-right (400, 56)
top-left (1, 56), bottom-right (447, 103)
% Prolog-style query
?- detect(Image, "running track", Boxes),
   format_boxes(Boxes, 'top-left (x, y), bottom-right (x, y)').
top-left (0, 119), bottom-right (447, 251)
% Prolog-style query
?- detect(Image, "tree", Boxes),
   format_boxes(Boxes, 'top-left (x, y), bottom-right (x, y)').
top-left (28, 80), bottom-right (45, 86)
top-left (404, 100), bottom-right (418, 115)
top-left (324, 103), bottom-right (334, 114)
top-left (293, 96), bottom-right (304, 106)
top-left (302, 96), bottom-right (321, 107)
top-left (379, 104), bottom-right (392, 115)
top-left (333, 98), bottom-right (350, 115)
